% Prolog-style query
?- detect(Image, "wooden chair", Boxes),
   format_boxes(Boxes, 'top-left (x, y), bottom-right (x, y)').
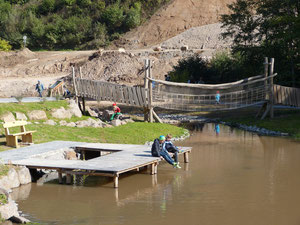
top-left (3, 121), bottom-right (36, 148)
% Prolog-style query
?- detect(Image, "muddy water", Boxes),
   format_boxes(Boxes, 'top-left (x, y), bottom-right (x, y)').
top-left (13, 124), bottom-right (300, 225)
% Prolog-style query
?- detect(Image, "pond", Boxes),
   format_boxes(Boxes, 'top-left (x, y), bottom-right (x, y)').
top-left (13, 123), bottom-right (300, 225)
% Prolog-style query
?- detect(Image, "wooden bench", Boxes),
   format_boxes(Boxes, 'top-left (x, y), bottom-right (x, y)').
top-left (3, 121), bottom-right (36, 148)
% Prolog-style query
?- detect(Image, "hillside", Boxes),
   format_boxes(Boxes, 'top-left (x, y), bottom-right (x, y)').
top-left (0, 0), bottom-right (236, 97)
top-left (115, 0), bottom-right (235, 49)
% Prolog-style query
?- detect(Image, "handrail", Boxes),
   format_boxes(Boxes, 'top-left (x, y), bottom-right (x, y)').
top-left (147, 74), bottom-right (277, 90)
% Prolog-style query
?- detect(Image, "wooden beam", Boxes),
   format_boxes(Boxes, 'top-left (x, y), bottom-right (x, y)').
top-left (261, 103), bottom-right (271, 120)
top-left (152, 110), bottom-right (162, 123)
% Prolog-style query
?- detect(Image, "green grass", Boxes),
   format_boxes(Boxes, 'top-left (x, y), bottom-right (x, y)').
top-left (0, 122), bottom-right (185, 151)
top-left (223, 111), bottom-right (300, 138)
top-left (0, 194), bottom-right (7, 205)
top-left (0, 164), bottom-right (9, 178)
top-left (25, 122), bottom-right (185, 144)
top-left (0, 100), bottom-right (186, 151)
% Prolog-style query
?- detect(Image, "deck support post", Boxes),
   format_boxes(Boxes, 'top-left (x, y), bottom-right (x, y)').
top-left (150, 163), bottom-right (155, 175)
top-left (114, 174), bottom-right (119, 188)
top-left (184, 152), bottom-right (189, 163)
top-left (58, 172), bottom-right (63, 184)
top-left (151, 162), bottom-right (158, 175)
top-left (66, 174), bottom-right (72, 184)
top-left (152, 174), bottom-right (157, 186)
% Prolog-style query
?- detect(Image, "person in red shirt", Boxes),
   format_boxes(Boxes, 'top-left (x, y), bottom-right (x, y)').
top-left (110, 103), bottom-right (122, 120)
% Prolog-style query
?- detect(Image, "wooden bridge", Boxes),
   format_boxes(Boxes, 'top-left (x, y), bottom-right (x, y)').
top-left (0, 141), bottom-right (191, 188)
top-left (72, 57), bottom-right (299, 120)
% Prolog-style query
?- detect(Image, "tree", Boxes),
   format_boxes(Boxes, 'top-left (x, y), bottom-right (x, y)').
top-left (221, 0), bottom-right (300, 87)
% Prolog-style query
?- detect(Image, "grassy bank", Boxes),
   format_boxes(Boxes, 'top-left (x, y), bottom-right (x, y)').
top-left (0, 101), bottom-right (186, 151)
top-left (218, 108), bottom-right (300, 139)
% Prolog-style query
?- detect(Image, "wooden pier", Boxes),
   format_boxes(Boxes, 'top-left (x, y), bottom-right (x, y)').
top-left (0, 141), bottom-right (191, 188)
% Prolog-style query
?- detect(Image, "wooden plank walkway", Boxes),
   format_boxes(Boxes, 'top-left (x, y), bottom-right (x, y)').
top-left (0, 141), bottom-right (192, 188)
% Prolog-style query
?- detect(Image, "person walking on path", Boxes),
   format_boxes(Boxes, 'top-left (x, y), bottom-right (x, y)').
top-left (151, 135), bottom-right (181, 168)
top-left (110, 103), bottom-right (122, 121)
top-left (35, 80), bottom-right (44, 97)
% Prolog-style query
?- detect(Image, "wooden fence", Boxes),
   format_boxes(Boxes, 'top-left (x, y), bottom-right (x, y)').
top-left (273, 85), bottom-right (300, 107)
top-left (75, 78), bottom-right (148, 107)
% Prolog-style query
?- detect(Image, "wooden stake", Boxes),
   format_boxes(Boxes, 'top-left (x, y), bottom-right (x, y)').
top-left (269, 58), bottom-right (275, 118)
top-left (148, 60), bottom-right (153, 123)
top-left (144, 60), bottom-right (149, 122)
top-left (72, 66), bottom-right (78, 104)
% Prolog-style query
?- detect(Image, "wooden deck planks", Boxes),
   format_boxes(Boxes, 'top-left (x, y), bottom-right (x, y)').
top-left (0, 141), bottom-right (191, 174)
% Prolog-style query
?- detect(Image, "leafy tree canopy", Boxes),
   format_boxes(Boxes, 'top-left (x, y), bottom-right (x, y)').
top-left (221, 0), bottom-right (300, 87)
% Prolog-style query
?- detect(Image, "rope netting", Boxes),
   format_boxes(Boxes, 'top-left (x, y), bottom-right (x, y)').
top-left (150, 74), bottom-right (276, 111)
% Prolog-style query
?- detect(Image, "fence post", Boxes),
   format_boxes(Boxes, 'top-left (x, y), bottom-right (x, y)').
top-left (72, 66), bottom-right (78, 104)
top-left (269, 58), bottom-right (275, 118)
top-left (148, 60), bottom-right (154, 123)
top-left (144, 59), bottom-right (149, 122)
top-left (264, 57), bottom-right (269, 101)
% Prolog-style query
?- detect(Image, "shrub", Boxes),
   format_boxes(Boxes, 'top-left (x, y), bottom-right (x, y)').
top-left (0, 38), bottom-right (12, 51)
top-left (168, 55), bottom-right (209, 83)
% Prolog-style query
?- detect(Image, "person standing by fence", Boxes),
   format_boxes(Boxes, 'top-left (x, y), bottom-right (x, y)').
top-left (215, 91), bottom-right (220, 104)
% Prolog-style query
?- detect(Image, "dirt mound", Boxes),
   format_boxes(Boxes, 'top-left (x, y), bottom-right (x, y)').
top-left (116, 0), bottom-right (235, 49)
top-left (79, 49), bottom-right (197, 85)
top-left (17, 48), bottom-right (36, 58)
top-left (0, 48), bottom-right (37, 67)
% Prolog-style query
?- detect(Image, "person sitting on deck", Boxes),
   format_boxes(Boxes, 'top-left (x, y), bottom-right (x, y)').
top-left (151, 135), bottom-right (181, 168)
top-left (165, 134), bottom-right (184, 166)
top-left (110, 103), bottom-right (122, 121)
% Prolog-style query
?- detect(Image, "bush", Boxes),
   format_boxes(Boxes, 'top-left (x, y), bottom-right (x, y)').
top-left (168, 55), bottom-right (209, 83)
top-left (209, 51), bottom-right (247, 83)
top-left (0, 38), bottom-right (12, 51)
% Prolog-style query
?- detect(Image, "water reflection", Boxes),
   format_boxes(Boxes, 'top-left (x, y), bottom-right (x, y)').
top-left (13, 123), bottom-right (300, 225)
top-left (214, 123), bottom-right (220, 136)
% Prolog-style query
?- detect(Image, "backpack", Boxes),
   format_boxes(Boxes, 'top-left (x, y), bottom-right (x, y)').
top-left (151, 139), bottom-right (161, 157)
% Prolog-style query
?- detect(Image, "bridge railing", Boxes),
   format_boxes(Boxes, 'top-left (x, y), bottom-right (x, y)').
top-left (75, 78), bottom-right (148, 107)
top-left (273, 85), bottom-right (300, 107)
